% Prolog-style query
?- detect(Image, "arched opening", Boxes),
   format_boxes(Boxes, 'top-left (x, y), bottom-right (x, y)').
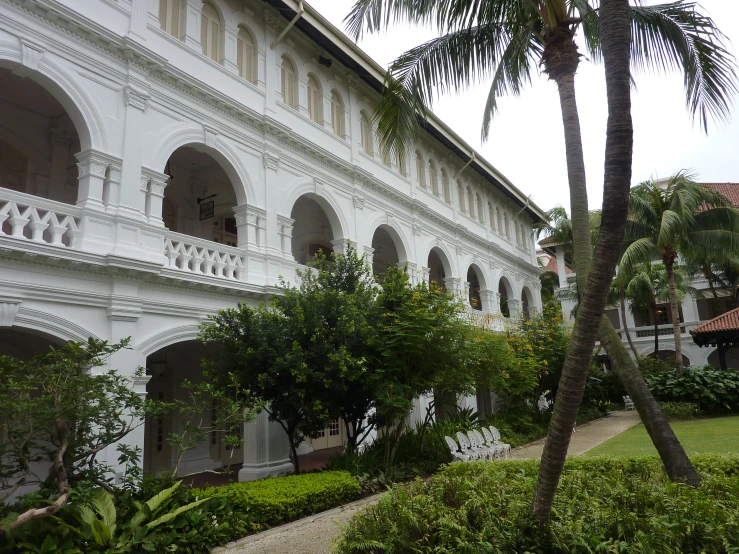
top-left (370, 226), bottom-right (404, 281)
top-left (457, 180), bottom-right (465, 212)
top-left (307, 75), bottom-right (322, 124)
top-left (290, 194), bottom-right (342, 264)
top-left (160, 146), bottom-right (240, 245)
top-left (467, 266), bottom-right (484, 311)
top-left (144, 340), bottom-right (242, 478)
top-left (160, 0), bottom-right (185, 39)
top-left (360, 112), bottom-right (373, 156)
top-left (467, 187), bottom-right (475, 217)
top-left (499, 277), bottom-right (513, 318)
top-left (415, 151), bottom-right (425, 189)
top-left (521, 286), bottom-right (535, 320)
top-left (0, 327), bottom-right (65, 359)
top-left (0, 64), bottom-right (83, 206)
top-left (237, 26), bottom-right (257, 84)
top-left (428, 160), bottom-right (438, 196)
top-left (427, 247), bottom-right (450, 291)
top-left (330, 91), bottom-right (344, 137)
top-left (441, 168), bottom-right (450, 203)
top-left (201, 3), bottom-right (221, 62)
top-left (280, 57), bottom-right (297, 109)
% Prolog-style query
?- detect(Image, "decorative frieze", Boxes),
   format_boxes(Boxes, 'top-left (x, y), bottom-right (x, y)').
top-left (262, 152), bottom-right (280, 171)
top-left (123, 86), bottom-right (150, 112)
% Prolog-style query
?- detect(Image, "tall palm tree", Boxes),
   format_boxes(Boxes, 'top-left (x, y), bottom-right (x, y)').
top-left (622, 173), bottom-right (739, 372)
top-left (608, 264), bottom-right (640, 357)
top-left (347, 0), bottom-right (735, 522)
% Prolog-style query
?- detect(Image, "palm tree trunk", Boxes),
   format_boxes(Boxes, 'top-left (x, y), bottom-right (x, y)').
top-left (619, 287), bottom-right (638, 357)
top-left (653, 304), bottom-right (659, 354)
top-left (531, 0), bottom-right (634, 523)
top-left (599, 318), bottom-right (700, 485)
top-left (663, 256), bottom-right (684, 372)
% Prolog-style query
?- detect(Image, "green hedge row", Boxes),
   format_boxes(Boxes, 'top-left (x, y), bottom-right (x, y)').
top-left (336, 455), bottom-right (739, 553)
top-left (194, 470), bottom-right (361, 528)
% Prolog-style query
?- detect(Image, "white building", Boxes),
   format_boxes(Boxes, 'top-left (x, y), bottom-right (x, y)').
top-left (0, 0), bottom-right (546, 482)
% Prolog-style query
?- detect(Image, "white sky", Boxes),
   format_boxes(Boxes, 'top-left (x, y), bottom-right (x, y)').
top-left (307, 0), bottom-right (739, 213)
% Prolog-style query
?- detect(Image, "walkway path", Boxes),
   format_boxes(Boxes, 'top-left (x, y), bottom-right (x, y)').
top-left (217, 410), bottom-right (641, 554)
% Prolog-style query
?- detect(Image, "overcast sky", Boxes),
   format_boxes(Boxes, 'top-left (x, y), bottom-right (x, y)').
top-left (307, 0), bottom-right (739, 214)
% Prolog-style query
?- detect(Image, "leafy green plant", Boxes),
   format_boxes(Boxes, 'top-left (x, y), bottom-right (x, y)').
top-left (646, 367), bottom-right (739, 414)
top-left (658, 401), bottom-right (701, 419)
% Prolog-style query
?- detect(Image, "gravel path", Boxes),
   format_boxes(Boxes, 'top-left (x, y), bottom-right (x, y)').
top-left (218, 410), bottom-right (642, 554)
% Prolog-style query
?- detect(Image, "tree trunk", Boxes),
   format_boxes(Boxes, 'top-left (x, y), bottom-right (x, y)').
top-left (619, 288), bottom-right (638, 357)
top-left (598, 316), bottom-right (700, 485)
top-left (531, 0), bottom-right (634, 523)
top-left (291, 443), bottom-right (301, 474)
top-left (663, 256), bottom-right (684, 372)
top-left (653, 304), bottom-right (659, 354)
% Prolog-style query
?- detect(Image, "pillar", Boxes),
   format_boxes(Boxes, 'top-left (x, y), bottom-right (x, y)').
top-left (127, 0), bottom-right (149, 43)
top-left (238, 409), bottom-right (293, 482)
top-left (76, 149), bottom-right (109, 210)
top-left (143, 169), bottom-right (169, 227)
top-left (277, 215), bottom-right (295, 259)
top-left (183, 0), bottom-right (204, 52)
top-left (118, 86), bottom-right (150, 218)
top-left (508, 298), bottom-right (521, 319)
top-left (480, 289), bottom-right (497, 314)
top-left (554, 245), bottom-right (568, 285)
top-left (331, 238), bottom-right (351, 254)
top-left (421, 266), bottom-right (430, 285)
top-left (363, 245), bottom-right (375, 266)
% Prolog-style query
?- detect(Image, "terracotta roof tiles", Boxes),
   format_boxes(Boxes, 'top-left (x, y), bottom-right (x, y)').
top-left (703, 183), bottom-right (739, 207)
top-left (690, 306), bottom-right (739, 336)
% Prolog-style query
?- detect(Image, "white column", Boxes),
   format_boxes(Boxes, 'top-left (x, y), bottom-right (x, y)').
top-left (183, 0), bottom-right (204, 52)
top-left (143, 170), bottom-right (169, 227)
top-left (555, 245), bottom-right (568, 285)
top-left (480, 289), bottom-right (497, 314)
top-left (277, 216), bottom-right (295, 259)
top-left (76, 150), bottom-right (109, 210)
top-left (238, 409), bottom-right (293, 482)
top-left (127, 0), bottom-right (149, 43)
top-left (508, 298), bottom-right (521, 319)
top-left (118, 87), bottom-right (150, 218)
top-left (421, 266), bottom-right (431, 284)
top-left (262, 152), bottom-right (281, 255)
top-left (363, 245), bottom-right (375, 266)
top-left (331, 238), bottom-right (351, 254)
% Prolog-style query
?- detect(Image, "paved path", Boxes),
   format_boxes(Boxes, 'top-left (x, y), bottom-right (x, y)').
top-left (218, 411), bottom-right (642, 554)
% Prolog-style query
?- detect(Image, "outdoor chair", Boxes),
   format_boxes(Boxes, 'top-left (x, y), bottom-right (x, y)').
top-left (472, 429), bottom-right (501, 460)
top-left (456, 431), bottom-right (487, 460)
top-left (466, 430), bottom-right (495, 460)
top-left (488, 426), bottom-right (511, 459)
top-left (445, 435), bottom-right (470, 462)
top-left (480, 427), bottom-right (506, 459)
top-left (623, 395), bottom-right (635, 410)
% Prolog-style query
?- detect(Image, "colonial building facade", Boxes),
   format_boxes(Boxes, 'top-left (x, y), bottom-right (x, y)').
top-left (0, 0), bottom-right (545, 482)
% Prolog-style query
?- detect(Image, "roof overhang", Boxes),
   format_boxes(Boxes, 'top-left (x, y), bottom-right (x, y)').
top-left (262, 0), bottom-right (548, 224)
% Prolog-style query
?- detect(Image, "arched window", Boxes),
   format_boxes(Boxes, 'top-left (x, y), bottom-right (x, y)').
top-left (415, 151), bottom-right (426, 189)
top-left (331, 91), bottom-right (344, 137)
top-left (201, 3), bottom-right (220, 62)
top-left (515, 221), bottom-right (521, 244)
top-left (237, 27), bottom-right (256, 84)
top-left (488, 202), bottom-right (495, 231)
top-left (467, 187), bottom-right (475, 218)
top-left (281, 57), bottom-right (297, 109)
top-left (159, 0), bottom-right (183, 39)
top-left (360, 112), bottom-right (373, 155)
top-left (496, 208), bottom-right (503, 234)
top-left (428, 160), bottom-right (438, 196)
top-left (381, 146), bottom-right (392, 167)
top-left (307, 75), bottom-right (322, 124)
top-left (457, 180), bottom-right (465, 212)
top-left (504, 213), bottom-right (510, 238)
top-left (397, 150), bottom-right (408, 176)
top-left (476, 194), bottom-right (484, 223)
top-left (441, 169), bottom-right (450, 203)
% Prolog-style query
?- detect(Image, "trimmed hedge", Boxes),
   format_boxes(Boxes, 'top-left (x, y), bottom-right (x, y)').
top-left (336, 455), bottom-right (739, 553)
top-left (646, 367), bottom-right (739, 414)
top-left (194, 470), bottom-right (361, 527)
top-left (657, 400), bottom-right (701, 418)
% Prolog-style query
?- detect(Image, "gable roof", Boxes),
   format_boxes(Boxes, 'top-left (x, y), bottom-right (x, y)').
top-left (263, 0), bottom-right (548, 224)
top-left (703, 183), bottom-right (739, 207)
top-left (690, 306), bottom-right (739, 347)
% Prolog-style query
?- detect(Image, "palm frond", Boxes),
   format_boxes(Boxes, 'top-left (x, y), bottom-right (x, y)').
top-left (621, 237), bottom-right (660, 269)
top-left (630, 1), bottom-right (739, 130)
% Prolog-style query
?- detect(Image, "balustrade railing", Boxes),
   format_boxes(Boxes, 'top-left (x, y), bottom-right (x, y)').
top-left (0, 191), bottom-right (81, 248)
top-left (163, 231), bottom-right (246, 281)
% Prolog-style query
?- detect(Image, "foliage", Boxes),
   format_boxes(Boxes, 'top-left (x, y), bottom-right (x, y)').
top-left (0, 338), bottom-right (165, 535)
top-left (166, 369), bottom-right (260, 477)
top-left (583, 364), bottom-right (627, 406)
top-left (645, 366), bottom-right (739, 414)
top-left (335, 455), bottom-right (739, 553)
top-left (637, 355), bottom-right (674, 374)
top-left (657, 401), bottom-right (701, 419)
top-left (194, 471), bottom-right (361, 528)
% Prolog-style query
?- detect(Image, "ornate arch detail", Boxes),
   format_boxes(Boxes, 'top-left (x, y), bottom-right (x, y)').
top-left (14, 308), bottom-right (100, 343)
top-left (366, 215), bottom-right (411, 264)
top-left (463, 260), bottom-right (490, 290)
top-left (282, 176), bottom-right (349, 240)
top-left (496, 271), bottom-right (516, 299)
top-left (136, 324), bottom-right (202, 357)
top-left (422, 238), bottom-right (457, 277)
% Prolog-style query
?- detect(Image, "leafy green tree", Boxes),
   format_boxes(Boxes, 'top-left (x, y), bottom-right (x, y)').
top-left (0, 338), bottom-right (162, 535)
top-left (623, 173), bottom-right (739, 371)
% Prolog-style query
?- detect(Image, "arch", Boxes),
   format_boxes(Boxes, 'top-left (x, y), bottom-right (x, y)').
top-left (645, 349), bottom-right (691, 367)
top-left (280, 56), bottom-right (298, 109)
top-left (428, 160), bottom-right (439, 196)
top-left (457, 180), bottom-right (465, 212)
top-left (498, 275), bottom-right (515, 317)
top-left (307, 74), bottom-right (322, 124)
top-left (466, 263), bottom-right (488, 311)
top-left (330, 90), bottom-right (345, 137)
top-left (137, 324), bottom-right (203, 357)
top-left (149, 123), bottom-right (254, 204)
top-left (441, 168), bottom-right (450, 203)
top-left (397, 148), bottom-right (408, 177)
top-left (521, 285), bottom-right (535, 319)
top-left (360, 111), bottom-right (373, 155)
top-left (159, 0), bottom-right (185, 39)
top-left (237, 25), bottom-right (257, 83)
top-left (415, 151), bottom-right (426, 189)
top-left (427, 245), bottom-right (453, 289)
top-left (0, 54), bottom-right (104, 152)
top-left (476, 193), bottom-right (484, 223)
top-left (13, 307), bottom-right (100, 343)
top-left (201, 2), bottom-right (221, 62)
top-left (467, 186), bottom-right (475, 218)
top-left (368, 220), bottom-right (409, 265)
top-left (488, 201), bottom-right (495, 231)
top-left (283, 178), bottom-right (348, 243)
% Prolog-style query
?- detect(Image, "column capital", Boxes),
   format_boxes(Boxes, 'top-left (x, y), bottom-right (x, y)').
top-left (263, 152), bottom-right (280, 171)
top-left (331, 238), bottom-right (351, 254)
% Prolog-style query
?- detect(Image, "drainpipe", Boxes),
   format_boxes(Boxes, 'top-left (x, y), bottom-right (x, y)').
top-left (270, 1), bottom-right (305, 49)
top-left (454, 151), bottom-right (475, 179)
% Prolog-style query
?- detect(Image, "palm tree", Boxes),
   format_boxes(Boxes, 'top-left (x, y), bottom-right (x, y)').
top-left (622, 173), bottom-right (739, 372)
top-left (348, 0), bottom-right (735, 522)
top-left (608, 264), bottom-right (640, 357)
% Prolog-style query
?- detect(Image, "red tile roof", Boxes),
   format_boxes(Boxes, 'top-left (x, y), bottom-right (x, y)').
top-left (541, 255), bottom-right (572, 274)
top-left (691, 306), bottom-right (739, 336)
top-left (539, 235), bottom-right (557, 246)
top-left (703, 183), bottom-right (739, 207)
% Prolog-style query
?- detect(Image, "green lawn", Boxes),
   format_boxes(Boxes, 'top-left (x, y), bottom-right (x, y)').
top-left (585, 416), bottom-right (739, 457)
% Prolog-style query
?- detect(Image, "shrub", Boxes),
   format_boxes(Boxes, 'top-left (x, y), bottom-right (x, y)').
top-left (194, 471), bottom-right (361, 528)
top-left (646, 366), bottom-right (739, 414)
top-left (658, 401), bottom-right (701, 418)
top-left (335, 455), bottom-right (739, 553)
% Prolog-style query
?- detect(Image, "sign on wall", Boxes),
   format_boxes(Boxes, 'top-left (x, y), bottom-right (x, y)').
top-left (198, 194), bottom-right (217, 221)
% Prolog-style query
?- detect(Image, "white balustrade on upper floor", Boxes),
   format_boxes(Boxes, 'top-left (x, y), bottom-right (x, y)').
top-left (163, 230), bottom-right (246, 281)
top-left (0, 190), bottom-right (81, 248)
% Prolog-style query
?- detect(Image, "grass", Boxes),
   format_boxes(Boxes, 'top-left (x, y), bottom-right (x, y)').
top-left (585, 415), bottom-right (739, 457)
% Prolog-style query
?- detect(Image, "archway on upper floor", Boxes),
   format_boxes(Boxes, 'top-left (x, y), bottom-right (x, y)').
top-left (0, 62), bottom-right (87, 208)
top-left (466, 264), bottom-right (487, 311)
top-left (521, 286), bottom-right (535, 320)
top-left (144, 339), bottom-right (240, 477)
top-left (498, 276), bottom-right (514, 318)
top-left (370, 224), bottom-right (407, 281)
top-left (427, 247), bottom-right (452, 291)
top-left (290, 193), bottom-right (344, 265)
top-left (161, 146), bottom-right (241, 246)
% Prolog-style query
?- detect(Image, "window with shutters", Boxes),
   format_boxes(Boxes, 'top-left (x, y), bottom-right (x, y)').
top-left (281, 57), bottom-right (297, 109)
top-left (476, 194), bottom-right (484, 223)
top-left (159, 0), bottom-right (184, 39)
top-left (467, 187), bottom-right (475, 218)
top-left (331, 91), bottom-right (344, 137)
top-left (237, 27), bottom-right (256, 83)
top-left (415, 151), bottom-right (425, 189)
top-left (200, 3), bottom-right (220, 62)
top-left (360, 112), bottom-right (373, 155)
top-left (441, 169), bottom-right (450, 203)
top-left (488, 202), bottom-right (495, 231)
top-left (504, 213), bottom-right (511, 238)
top-left (496, 208), bottom-right (503, 234)
top-left (397, 150), bottom-right (407, 176)
top-left (457, 181), bottom-right (465, 212)
top-left (428, 160), bottom-right (438, 196)
top-left (307, 75), bottom-right (322, 123)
